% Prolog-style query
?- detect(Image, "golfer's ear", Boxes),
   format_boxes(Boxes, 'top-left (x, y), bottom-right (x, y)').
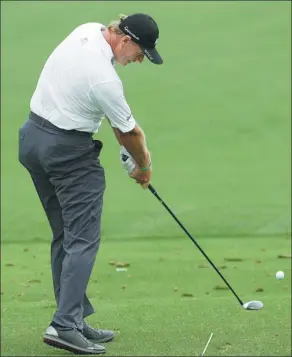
top-left (122, 35), bottom-right (132, 44)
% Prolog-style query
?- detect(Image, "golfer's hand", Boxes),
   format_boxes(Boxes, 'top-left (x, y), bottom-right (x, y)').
top-left (120, 147), bottom-right (136, 174)
top-left (130, 166), bottom-right (152, 189)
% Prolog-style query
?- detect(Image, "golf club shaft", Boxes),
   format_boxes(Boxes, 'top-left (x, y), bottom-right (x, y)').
top-left (148, 184), bottom-right (244, 306)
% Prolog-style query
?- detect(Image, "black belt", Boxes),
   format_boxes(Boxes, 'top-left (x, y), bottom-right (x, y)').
top-left (29, 111), bottom-right (92, 137)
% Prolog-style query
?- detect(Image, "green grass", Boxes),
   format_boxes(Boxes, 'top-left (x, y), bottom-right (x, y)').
top-left (1, 237), bottom-right (291, 356)
top-left (1, 1), bottom-right (291, 356)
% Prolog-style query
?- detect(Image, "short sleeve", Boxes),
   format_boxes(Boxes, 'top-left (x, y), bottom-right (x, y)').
top-left (90, 81), bottom-right (136, 133)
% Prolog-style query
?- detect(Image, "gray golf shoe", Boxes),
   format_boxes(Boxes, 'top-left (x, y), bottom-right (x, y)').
top-left (83, 322), bottom-right (115, 343)
top-left (43, 325), bottom-right (106, 355)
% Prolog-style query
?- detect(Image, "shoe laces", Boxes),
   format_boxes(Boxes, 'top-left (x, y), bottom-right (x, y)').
top-left (84, 322), bottom-right (100, 333)
top-left (75, 327), bottom-right (94, 344)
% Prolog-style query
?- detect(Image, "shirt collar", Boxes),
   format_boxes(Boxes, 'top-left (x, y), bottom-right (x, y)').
top-left (99, 25), bottom-right (115, 65)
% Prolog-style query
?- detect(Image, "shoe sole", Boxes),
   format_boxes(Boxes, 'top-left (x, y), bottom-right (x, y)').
top-left (43, 335), bottom-right (106, 355)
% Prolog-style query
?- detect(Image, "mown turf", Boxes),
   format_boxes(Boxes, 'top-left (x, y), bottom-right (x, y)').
top-left (1, 1), bottom-right (291, 356)
top-left (1, 236), bottom-right (291, 356)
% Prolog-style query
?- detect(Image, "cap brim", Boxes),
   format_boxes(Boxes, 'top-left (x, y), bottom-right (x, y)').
top-left (142, 47), bottom-right (163, 65)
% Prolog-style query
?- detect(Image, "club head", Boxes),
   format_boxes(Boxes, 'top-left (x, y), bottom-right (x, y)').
top-left (242, 300), bottom-right (263, 310)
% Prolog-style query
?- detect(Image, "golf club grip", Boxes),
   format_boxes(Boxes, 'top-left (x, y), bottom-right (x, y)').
top-left (148, 184), bottom-right (157, 195)
top-left (148, 184), bottom-right (243, 306)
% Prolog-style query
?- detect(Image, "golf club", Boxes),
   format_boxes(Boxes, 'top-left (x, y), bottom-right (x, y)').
top-left (148, 184), bottom-right (263, 311)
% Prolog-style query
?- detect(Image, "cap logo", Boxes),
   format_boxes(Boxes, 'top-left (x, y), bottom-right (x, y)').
top-left (124, 26), bottom-right (140, 41)
top-left (144, 49), bottom-right (153, 61)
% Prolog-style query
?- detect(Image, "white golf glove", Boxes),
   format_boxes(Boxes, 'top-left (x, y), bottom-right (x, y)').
top-left (120, 146), bottom-right (137, 174)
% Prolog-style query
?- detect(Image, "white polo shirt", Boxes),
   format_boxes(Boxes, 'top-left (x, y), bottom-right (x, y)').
top-left (30, 23), bottom-right (136, 133)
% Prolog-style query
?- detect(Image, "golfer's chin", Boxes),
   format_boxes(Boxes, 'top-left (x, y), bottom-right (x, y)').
top-left (115, 58), bottom-right (131, 66)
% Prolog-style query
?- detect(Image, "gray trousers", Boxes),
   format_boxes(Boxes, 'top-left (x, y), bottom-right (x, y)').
top-left (18, 112), bottom-right (105, 330)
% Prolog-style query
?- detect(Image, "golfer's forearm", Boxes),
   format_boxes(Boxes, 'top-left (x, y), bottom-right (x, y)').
top-left (113, 126), bottom-right (150, 168)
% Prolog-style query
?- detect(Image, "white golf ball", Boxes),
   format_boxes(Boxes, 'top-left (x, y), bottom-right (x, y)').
top-left (276, 271), bottom-right (284, 280)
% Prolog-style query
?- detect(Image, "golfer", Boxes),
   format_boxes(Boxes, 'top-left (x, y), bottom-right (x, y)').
top-left (18, 13), bottom-right (162, 355)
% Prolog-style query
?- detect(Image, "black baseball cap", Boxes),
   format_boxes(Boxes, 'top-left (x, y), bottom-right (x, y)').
top-left (118, 13), bottom-right (163, 65)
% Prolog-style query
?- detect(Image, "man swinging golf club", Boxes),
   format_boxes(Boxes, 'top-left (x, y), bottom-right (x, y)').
top-left (18, 13), bottom-right (162, 355)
